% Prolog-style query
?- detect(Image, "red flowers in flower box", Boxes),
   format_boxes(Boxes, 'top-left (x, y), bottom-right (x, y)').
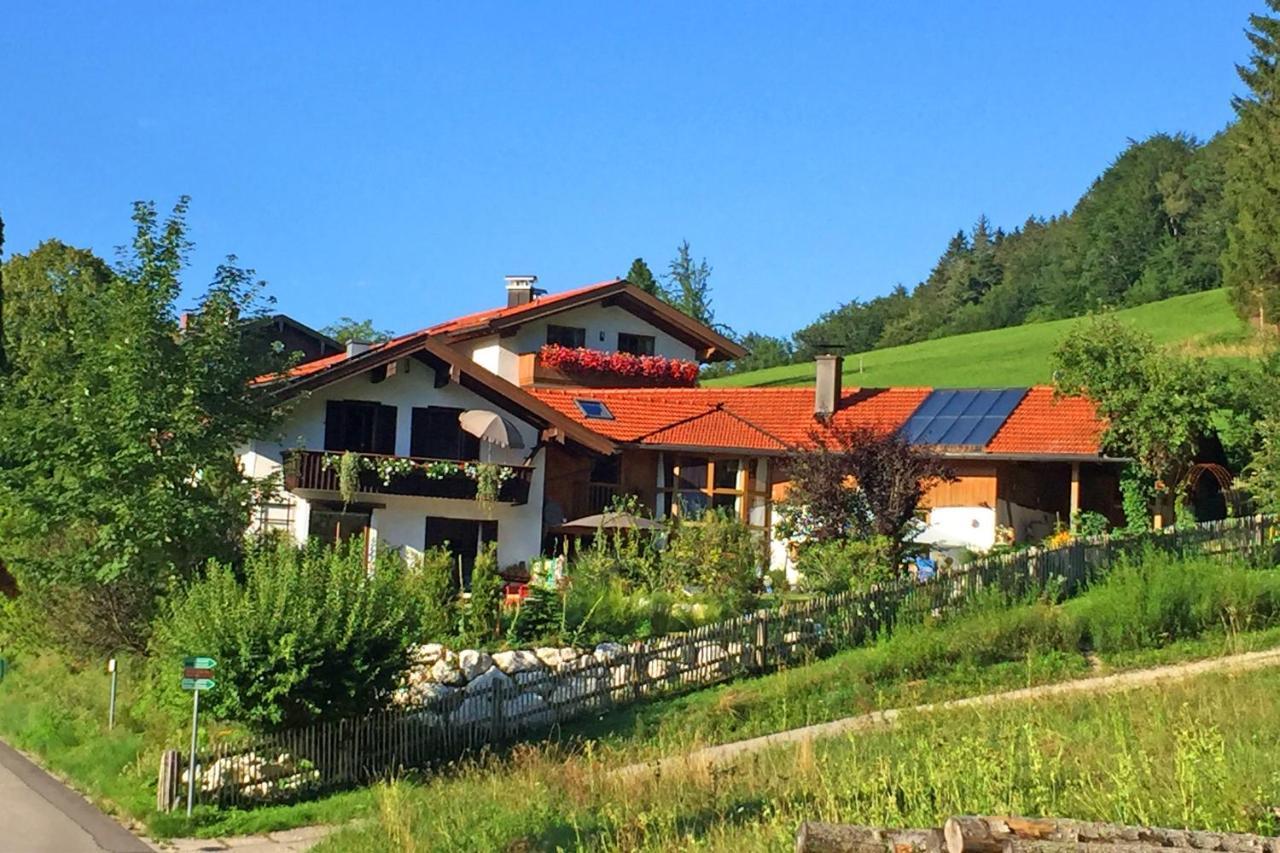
top-left (539, 345), bottom-right (699, 386)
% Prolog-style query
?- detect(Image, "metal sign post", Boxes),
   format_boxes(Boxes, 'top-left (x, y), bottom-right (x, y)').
top-left (106, 658), bottom-right (117, 730)
top-left (180, 656), bottom-right (216, 817)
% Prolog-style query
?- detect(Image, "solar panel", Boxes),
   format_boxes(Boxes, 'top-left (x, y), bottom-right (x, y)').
top-left (574, 398), bottom-right (614, 420)
top-left (902, 388), bottom-right (1028, 447)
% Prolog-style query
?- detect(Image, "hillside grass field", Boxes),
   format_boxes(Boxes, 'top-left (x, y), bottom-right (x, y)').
top-left (707, 289), bottom-right (1253, 388)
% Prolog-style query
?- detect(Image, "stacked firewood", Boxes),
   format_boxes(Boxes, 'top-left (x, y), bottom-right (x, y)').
top-left (795, 815), bottom-right (1280, 853)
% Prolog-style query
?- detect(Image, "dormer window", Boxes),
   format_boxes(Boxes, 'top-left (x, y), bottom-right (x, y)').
top-left (574, 399), bottom-right (614, 420)
top-left (546, 325), bottom-right (586, 348)
top-left (618, 333), bottom-right (655, 356)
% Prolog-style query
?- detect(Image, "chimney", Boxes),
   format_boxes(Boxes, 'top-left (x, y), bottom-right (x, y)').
top-left (814, 353), bottom-right (843, 418)
top-left (346, 340), bottom-right (372, 358)
top-left (505, 274), bottom-right (539, 308)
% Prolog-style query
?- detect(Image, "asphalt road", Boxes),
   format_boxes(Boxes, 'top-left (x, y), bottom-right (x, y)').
top-left (0, 738), bottom-right (152, 853)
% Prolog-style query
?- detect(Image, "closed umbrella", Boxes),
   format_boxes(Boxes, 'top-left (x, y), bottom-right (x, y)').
top-left (458, 409), bottom-right (526, 449)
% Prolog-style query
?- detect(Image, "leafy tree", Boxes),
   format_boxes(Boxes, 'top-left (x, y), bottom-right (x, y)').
top-left (1052, 316), bottom-right (1227, 526)
top-left (701, 331), bottom-right (794, 378)
top-left (1223, 1), bottom-right (1280, 328)
top-left (663, 240), bottom-right (717, 327)
top-left (322, 316), bottom-right (392, 344)
top-left (0, 199), bottom-right (286, 652)
top-left (624, 257), bottom-right (661, 297)
top-left (777, 425), bottom-right (954, 568)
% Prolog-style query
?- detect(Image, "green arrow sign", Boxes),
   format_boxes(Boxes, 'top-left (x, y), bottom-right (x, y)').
top-left (182, 656), bottom-right (217, 669)
top-left (181, 677), bottom-right (215, 691)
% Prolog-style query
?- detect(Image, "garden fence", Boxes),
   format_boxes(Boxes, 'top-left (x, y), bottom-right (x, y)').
top-left (177, 514), bottom-right (1278, 810)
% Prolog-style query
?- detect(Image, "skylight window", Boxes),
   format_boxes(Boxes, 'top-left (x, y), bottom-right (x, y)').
top-left (575, 399), bottom-right (614, 420)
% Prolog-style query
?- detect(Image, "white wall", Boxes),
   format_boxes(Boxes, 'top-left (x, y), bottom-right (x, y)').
top-left (463, 303), bottom-right (698, 383)
top-left (239, 358), bottom-right (547, 566)
top-left (916, 506), bottom-right (998, 553)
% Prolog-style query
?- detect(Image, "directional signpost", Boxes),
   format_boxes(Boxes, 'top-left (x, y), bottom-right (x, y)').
top-left (181, 656), bottom-right (217, 816)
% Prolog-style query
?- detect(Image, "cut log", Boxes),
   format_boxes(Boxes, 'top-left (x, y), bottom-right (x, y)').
top-left (943, 816), bottom-right (1280, 853)
top-left (795, 823), bottom-right (945, 853)
top-left (1000, 842), bottom-right (1198, 853)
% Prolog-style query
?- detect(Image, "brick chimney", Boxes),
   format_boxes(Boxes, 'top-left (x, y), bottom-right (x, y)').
top-left (505, 275), bottom-right (539, 308)
top-left (814, 353), bottom-right (844, 418)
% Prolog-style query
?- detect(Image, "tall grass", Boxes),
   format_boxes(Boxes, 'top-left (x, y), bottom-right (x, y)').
top-left (319, 667), bottom-right (1280, 852)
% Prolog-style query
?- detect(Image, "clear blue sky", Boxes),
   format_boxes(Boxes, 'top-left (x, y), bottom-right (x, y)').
top-left (0, 2), bottom-right (1260, 339)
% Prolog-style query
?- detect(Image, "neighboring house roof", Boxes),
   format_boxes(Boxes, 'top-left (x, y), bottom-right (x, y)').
top-left (985, 387), bottom-right (1106, 456)
top-left (254, 334), bottom-right (616, 456)
top-left (532, 385), bottom-right (1107, 459)
top-left (428, 279), bottom-right (748, 362)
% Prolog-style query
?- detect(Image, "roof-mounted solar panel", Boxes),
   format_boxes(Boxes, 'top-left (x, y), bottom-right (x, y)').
top-left (902, 388), bottom-right (1028, 447)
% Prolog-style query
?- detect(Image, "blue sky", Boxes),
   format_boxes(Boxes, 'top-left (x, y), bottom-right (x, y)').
top-left (0, 2), bottom-right (1260, 338)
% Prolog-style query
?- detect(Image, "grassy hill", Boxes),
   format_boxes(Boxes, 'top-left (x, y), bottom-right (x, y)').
top-left (708, 289), bottom-right (1253, 388)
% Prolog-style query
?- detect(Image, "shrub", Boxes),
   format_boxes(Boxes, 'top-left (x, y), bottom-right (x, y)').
top-left (1065, 550), bottom-right (1280, 651)
top-left (150, 538), bottom-right (428, 729)
top-left (413, 547), bottom-right (456, 642)
top-left (793, 536), bottom-right (895, 594)
top-left (461, 543), bottom-right (502, 645)
top-left (662, 511), bottom-right (762, 607)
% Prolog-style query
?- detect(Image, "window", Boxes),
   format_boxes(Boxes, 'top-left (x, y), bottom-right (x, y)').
top-left (425, 517), bottom-right (498, 589)
top-left (546, 324), bottom-right (586, 348)
top-left (411, 407), bottom-right (481, 460)
top-left (574, 399), bottom-right (614, 420)
top-left (588, 456), bottom-right (622, 513)
top-left (617, 333), bottom-right (655, 356)
top-left (324, 400), bottom-right (396, 454)
top-left (310, 505), bottom-right (372, 546)
top-left (661, 455), bottom-right (747, 521)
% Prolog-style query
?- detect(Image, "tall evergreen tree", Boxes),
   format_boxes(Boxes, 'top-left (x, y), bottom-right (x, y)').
top-left (1223, 1), bottom-right (1280, 328)
top-left (624, 257), bottom-right (661, 296)
top-left (0, 212), bottom-right (5, 373)
top-left (664, 240), bottom-right (716, 327)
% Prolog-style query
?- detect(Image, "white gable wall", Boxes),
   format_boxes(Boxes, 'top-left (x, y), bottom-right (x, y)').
top-left (461, 303), bottom-right (697, 383)
top-left (241, 359), bottom-right (547, 567)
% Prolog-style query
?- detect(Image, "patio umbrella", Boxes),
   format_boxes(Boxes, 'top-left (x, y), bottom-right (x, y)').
top-left (459, 409), bottom-right (526, 449)
top-left (555, 512), bottom-right (663, 535)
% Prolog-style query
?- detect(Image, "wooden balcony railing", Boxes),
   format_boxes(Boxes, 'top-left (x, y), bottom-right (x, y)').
top-left (281, 450), bottom-right (533, 505)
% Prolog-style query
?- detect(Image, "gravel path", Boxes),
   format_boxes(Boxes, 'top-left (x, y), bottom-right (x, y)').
top-left (614, 645), bottom-right (1280, 780)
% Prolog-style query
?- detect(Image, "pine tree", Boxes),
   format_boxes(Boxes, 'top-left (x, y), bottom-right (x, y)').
top-left (1223, 1), bottom-right (1280, 329)
top-left (0, 212), bottom-right (6, 373)
top-left (624, 257), bottom-right (661, 296)
top-left (663, 240), bottom-right (716, 326)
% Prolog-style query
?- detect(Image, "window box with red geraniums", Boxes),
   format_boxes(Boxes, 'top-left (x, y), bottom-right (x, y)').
top-left (538, 344), bottom-right (699, 386)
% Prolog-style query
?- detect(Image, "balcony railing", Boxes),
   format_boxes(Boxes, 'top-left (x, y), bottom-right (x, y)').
top-left (281, 450), bottom-right (533, 505)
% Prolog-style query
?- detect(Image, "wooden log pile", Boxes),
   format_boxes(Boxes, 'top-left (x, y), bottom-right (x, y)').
top-left (795, 816), bottom-right (1280, 853)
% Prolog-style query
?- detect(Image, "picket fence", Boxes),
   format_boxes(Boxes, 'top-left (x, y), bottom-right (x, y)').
top-left (174, 515), bottom-right (1278, 810)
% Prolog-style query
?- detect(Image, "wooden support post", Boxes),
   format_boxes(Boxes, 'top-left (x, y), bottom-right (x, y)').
top-left (1068, 462), bottom-right (1081, 531)
top-left (157, 749), bottom-right (180, 813)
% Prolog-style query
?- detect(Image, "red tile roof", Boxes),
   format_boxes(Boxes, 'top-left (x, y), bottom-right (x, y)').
top-left (985, 387), bottom-right (1104, 455)
top-left (532, 387), bottom-right (934, 452)
top-left (427, 280), bottom-right (622, 336)
top-left (533, 385), bottom-right (1106, 457)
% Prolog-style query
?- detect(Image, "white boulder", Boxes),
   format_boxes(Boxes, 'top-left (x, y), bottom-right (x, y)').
top-left (430, 657), bottom-right (466, 686)
top-left (464, 665), bottom-right (512, 696)
top-left (492, 649), bottom-right (542, 675)
top-left (457, 649), bottom-right (493, 681)
top-left (594, 642), bottom-right (625, 664)
top-left (450, 695), bottom-right (492, 726)
top-left (503, 692), bottom-right (553, 728)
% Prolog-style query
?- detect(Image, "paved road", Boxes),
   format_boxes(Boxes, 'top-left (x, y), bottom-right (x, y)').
top-left (0, 738), bottom-right (152, 853)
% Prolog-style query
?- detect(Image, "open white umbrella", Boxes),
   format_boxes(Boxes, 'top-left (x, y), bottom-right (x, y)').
top-left (556, 512), bottom-right (663, 534)
top-left (458, 409), bottom-right (526, 449)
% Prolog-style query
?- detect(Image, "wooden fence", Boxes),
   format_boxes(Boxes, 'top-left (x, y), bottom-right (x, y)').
top-left (179, 515), bottom-right (1278, 810)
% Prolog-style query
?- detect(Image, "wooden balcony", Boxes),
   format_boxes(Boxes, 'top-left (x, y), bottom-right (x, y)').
top-left (281, 450), bottom-right (533, 505)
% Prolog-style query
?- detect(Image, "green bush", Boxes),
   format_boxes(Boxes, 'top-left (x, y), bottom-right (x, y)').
top-left (662, 511), bottom-right (762, 607)
top-left (460, 543), bottom-right (502, 645)
top-left (793, 536), bottom-right (895, 594)
top-left (413, 547), bottom-right (456, 642)
top-left (1066, 551), bottom-right (1280, 651)
top-left (150, 538), bottom-right (428, 729)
